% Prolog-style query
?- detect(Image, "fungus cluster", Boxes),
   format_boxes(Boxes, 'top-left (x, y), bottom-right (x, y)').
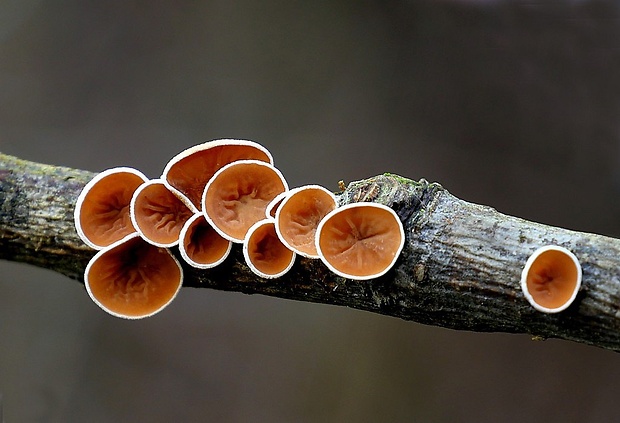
top-left (75, 139), bottom-right (587, 319)
top-left (75, 139), bottom-right (406, 318)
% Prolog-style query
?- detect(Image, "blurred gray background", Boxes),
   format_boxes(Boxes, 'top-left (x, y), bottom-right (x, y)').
top-left (1, 1), bottom-right (620, 421)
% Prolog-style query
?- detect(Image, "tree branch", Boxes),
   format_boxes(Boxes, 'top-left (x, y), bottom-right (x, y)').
top-left (2, 152), bottom-right (620, 351)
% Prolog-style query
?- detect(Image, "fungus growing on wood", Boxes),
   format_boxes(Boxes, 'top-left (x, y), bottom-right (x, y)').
top-left (162, 139), bottom-right (273, 208)
top-left (84, 233), bottom-right (183, 319)
top-left (243, 219), bottom-right (296, 278)
top-left (179, 213), bottom-right (232, 268)
top-left (521, 245), bottom-right (582, 313)
top-left (315, 203), bottom-right (405, 280)
top-left (275, 185), bottom-right (337, 258)
top-left (202, 160), bottom-right (288, 243)
top-left (74, 167), bottom-right (148, 249)
top-left (130, 179), bottom-right (196, 247)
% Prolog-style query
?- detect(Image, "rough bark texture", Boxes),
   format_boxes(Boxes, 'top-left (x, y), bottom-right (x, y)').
top-left (2, 152), bottom-right (620, 351)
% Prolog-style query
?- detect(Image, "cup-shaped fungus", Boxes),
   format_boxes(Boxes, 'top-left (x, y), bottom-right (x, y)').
top-left (75, 167), bottom-right (148, 249)
top-left (315, 203), bottom-right (405, 280)
top-left (275, 185), bottom-right (337, 258)
top-left (521, 245), bottom-right (582, 313)
top-left (162, 139), bottom-right (273, 208)
top-left (85, 233), bottom-right (183, 319)
top-left (202, 160), bottom-right (288, 243)
top-left (179, 213), bottom-right (232, 268)
top-left (130, 179), bottom-right (197, 247)
top-left (243, 219), bottom-right (296, 278)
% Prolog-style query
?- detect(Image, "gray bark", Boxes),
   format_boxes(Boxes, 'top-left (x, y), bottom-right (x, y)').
top-left (2, 152), bottom-right (620, 351)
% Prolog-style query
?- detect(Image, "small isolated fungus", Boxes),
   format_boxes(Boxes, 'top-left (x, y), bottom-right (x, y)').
top-left (162, 139), bottom-right (273, 208)
top-left (316, 203), bottom-right (405, 280)
top-left (130, 179), bottom-right (197, 247)
top-left (521, 245), bottom-right (582, 313)
top-left (85, 233), bottom-right (183, 319)
top-left (275, 185), bottom-right (337, 258)
top-left (179, 213), bottom-right (232, 269)
top-left (75, 167), bottom-right (148, 249)
top-left (202, 160), bottom-right (288, 243)
top-left (243, 219), bottom-right (296, 278)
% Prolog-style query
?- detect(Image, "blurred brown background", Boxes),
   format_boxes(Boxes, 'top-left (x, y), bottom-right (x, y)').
top-left (2, 1), bottom-right (620, 421)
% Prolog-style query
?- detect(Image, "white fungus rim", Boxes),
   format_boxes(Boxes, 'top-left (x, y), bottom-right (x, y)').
top-left (274, 184), bottom-right (337, 259)
top-left (315, 202), bottom-right (405, 280)
top-left (243, 218), bottom-right (296, 279)
top-left (178, 213), bottom-right (232, 269)
top-left (74, 166), bottom-right (148, 250)
top-left (202, 159), bottom-right (289, 243)
top-left (520, 245), bottom-right (582, 313)
top-left (129, 179), bottom-right (198, 248)
top-left (84, 233), bottom-right (183, 319)
top-left (265, 191), bottom-right (289, 219)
